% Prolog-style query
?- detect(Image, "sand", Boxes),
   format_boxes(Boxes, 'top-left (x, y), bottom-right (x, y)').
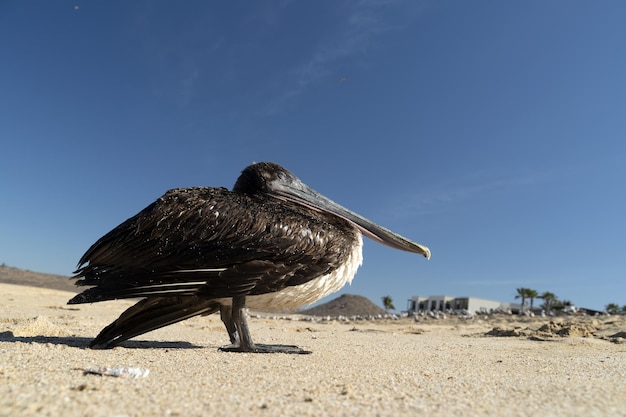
top-left (1, 283), bottom-right (625, 417)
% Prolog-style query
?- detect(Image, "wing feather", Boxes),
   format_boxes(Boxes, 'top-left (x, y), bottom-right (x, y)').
top-left (71, 186), bottom-right (358, 303)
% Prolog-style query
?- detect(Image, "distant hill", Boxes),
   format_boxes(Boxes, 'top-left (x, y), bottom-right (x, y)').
top-left (301, 294), bottom-right (387, 317)
top-left (0, 265), bottom-right (77, 293)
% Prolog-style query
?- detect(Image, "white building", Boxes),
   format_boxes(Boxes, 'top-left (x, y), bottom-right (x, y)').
top-left (407, 295), bottom-right (504, 314)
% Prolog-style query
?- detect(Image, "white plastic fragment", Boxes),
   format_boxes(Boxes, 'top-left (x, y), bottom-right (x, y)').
top-left (83, 366), bottom-right (150, 378)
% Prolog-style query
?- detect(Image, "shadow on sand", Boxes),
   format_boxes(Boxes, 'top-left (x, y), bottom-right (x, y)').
top-left (0, 331), bottom-right (204, 349)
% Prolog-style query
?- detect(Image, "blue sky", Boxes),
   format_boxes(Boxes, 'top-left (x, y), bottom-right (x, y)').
top-left (1, 1), bottom-right (624, 311)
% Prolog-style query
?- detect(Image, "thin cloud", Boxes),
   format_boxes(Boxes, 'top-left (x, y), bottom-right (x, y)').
top-left (396, 170), bottom-right (552, 217)
top-left (265, 0), bottom-right (426, 113)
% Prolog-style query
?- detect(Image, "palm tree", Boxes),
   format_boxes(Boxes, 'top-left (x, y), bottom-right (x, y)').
top-left (515, 287), bottom-right (530, 315)
top-left (382, 295), bottom-right (395, 313)
top-left (539, 291), bottom-right (557, 313)
top-left (526, 289), bottom-right (538, 313)
top-left (606, 303), bottom-right (620, 315)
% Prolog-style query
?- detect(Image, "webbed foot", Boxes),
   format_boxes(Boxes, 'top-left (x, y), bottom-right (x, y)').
top-left (219, 343), bottom-right (311, 354)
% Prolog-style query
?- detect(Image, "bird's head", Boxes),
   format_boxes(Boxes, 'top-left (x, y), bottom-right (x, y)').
top-left (233, 162), bottom-right (431, 259)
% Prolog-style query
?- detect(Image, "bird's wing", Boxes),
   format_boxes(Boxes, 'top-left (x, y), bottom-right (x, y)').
top-left (71, 187), bottom-right (354, 303)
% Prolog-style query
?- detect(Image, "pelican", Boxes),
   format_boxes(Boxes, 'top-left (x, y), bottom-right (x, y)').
top-left (69, 162), bottom-right (430, 353)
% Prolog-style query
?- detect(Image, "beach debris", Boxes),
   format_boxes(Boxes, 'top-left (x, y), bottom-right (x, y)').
top-left (536, 321), bottom-right (596, 337)
top-left (486, 327), bottom-right (526, 337)
top-left (604, 331), bottom-right (626, 344)
top-left (486, 321), bottom-right (598, 339)
top-left (83, 366), bottom-right (150, 378)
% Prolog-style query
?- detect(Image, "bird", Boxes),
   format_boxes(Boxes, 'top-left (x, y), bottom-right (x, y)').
top-left (69, 162), bottom-right (430, 353)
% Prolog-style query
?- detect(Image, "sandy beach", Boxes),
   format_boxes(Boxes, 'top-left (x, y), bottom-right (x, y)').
top-left (1, 282), bottom-right (625, 417)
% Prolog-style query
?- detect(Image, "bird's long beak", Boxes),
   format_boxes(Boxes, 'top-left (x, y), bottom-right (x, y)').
top-left (269, 178), bottom-right (431, 259)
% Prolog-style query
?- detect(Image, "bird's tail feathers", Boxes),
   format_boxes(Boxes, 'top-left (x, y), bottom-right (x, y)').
top-left (68, 281), bottom-right (210, 304)
top-left (89, 296), bottom-right (220, 349)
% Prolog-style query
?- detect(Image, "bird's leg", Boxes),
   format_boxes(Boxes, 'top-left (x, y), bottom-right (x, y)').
top-left (218, 296), bottom-right (311, 354)
top-left (218, 296), bottom-right (260, 352)
top-left (219, 304), bottom-right (238, 344)
top-left (230, 295), bottom-right (255, 350)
